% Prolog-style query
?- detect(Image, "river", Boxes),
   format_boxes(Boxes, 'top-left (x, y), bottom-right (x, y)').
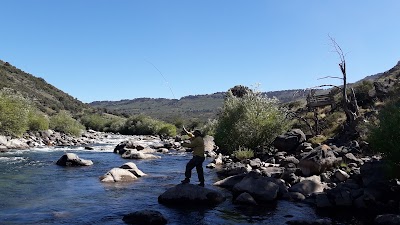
top-left (0, 135), bottom-right (364, 225)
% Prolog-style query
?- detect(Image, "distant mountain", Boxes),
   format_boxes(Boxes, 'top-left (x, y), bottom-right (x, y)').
top-left (90, 61), bottom-right (400, 124)
top-left (0, 60), bottom-right (88, 114)
top-left (90, 89), bottom-right (309, 123)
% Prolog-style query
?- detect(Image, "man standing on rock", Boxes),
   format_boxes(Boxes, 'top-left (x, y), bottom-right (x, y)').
top-left (181, 129), bottom-right (205, 187)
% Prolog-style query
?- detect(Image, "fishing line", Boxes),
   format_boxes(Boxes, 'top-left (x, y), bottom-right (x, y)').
top-left (144, 59), bottom-right (176, 99)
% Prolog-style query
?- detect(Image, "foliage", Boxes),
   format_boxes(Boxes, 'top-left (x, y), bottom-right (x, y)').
top-left (158, 123), bottom-right (177, 137)
top-left (320, 111), bottom-right (347, 138)
top-left (80, 112), bottom-right (127, 133)
top-left (103, 117), bottom-right (126, 133)
top-left (233, 147), bottom-right (254, 160)
top-left (354, 80), bottom-right (374, 106)
top-left (49, 110), bottom-right (84, 136)
top-left (214, 88), bottom-right (290, 154)
top-left (80, 113), bottom-right (111, 131)
top-left (121, 114), bottom-right (176, 137)
top-left (28, 110), bottom-right (49, 131)
top-left (0, 89), bottom-right (31, 137)
top-left (229, 85), bottom-right (252, 98)
top-left (308, 135), bottom-right (328, 146)
top-left (201, 119), bottom-right (218, 136)
top-left (367, 100), bottom-right (400, 167)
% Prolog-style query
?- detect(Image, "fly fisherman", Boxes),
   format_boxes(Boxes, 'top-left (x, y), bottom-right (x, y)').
top-left (181, 129), bottom-right (205, 187)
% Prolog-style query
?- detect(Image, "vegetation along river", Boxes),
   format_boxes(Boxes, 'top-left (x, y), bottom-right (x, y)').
top-left (0, 135), bottom-right (364, 225)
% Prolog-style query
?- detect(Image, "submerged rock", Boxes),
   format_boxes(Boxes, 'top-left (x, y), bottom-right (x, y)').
top-left (123, 210), bottom-right (167, 225)
top-left (56, 153), bottom-right (93, 166)
top-left (122, 149), bottom-right (161, 159)
top-left (158, 184), bottom-right (226, 206)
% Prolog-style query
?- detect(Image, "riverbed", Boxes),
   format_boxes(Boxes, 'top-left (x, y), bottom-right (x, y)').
top-left (0, 135), bottom-right (362, 225)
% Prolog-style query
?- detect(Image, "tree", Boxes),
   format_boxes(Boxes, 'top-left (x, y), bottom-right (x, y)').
top-left (315, 36), bottom-right (360, 140)
top-left (329, 36), bottom-right (359, 127)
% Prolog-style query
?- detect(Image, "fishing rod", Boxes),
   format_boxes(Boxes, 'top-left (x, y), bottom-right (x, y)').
top-left (144, 59), bottom-right (176, 99)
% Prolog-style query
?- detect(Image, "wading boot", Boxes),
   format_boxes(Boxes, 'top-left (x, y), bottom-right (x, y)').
top-left (181, 178), bottom-right (190, 184)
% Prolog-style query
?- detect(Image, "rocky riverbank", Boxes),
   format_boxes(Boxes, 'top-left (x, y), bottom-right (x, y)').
top-left (110, 129), bottom-right (400, 224)
top-left (0, 129), bottom-right (113, 151)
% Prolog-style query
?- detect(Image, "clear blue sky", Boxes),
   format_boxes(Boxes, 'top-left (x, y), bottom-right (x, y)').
top-left (1, 1), bottom-right (399, 103)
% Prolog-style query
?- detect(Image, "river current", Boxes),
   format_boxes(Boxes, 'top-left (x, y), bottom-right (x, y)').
top-left (0, 135), bottom-right (362, 225)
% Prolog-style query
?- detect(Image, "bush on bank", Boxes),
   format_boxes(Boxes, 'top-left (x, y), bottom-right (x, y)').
top-left (49, 110), bottom-right (85, 136)
top-left (368, 99), bottom-right (400, 177)
top-left (0, 90), bottom-right (31, 137)
top-left (80, 113), bottom-right (126, 133)
top-left (121, 114), bottom-right (176, 137)
top-left (214, 88), bottom-right (290, 154)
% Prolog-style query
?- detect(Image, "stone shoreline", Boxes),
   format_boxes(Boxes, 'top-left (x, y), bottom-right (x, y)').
top-left (0, 129), bottom-right (112, 151)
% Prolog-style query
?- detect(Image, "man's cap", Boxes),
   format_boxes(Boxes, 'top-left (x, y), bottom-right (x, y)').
top-left (193, 130), bottom-right (202, 136)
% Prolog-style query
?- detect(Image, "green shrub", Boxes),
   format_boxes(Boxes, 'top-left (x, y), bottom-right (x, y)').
top-left (50, 110), bottom-right (84, 136)
top-left (122, 114), bottom-right (176, 136)
top-left (158, 123), bottom-right (177, 137)
top-left (28, 110), bottom-right (49, 131)
top-left (367, 100), bottom-right (400, 169)
top-left (80, 113), bottom-right (108, 131)
top-left (354, 80), bottom-right (374, 106)
top-left (104, 117), bottom-right (126, 133)
top-left (0, 90), bottom-right (31, 137)
top-left (233, 147), bottom-right (254, 160)
top-left (80, 112), bottom-right (127, 133)
top-left (201, 119), bottom-right (218, 136)
top-left (214, 88), bottom-right (290, 154)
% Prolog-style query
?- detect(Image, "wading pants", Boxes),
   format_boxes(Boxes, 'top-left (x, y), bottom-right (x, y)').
top-left (185, 156), bottom-right (205, 182)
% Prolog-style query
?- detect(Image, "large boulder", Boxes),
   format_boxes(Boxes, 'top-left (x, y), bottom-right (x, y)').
top-left (232, 172), bottom-right (280, 202)
top-left (56, 153), bottom-right (93, 166)
top-left (123, 210), bottom-right (167, 225)
top-left (273, 129), bottom-right (306, 153)
top-left (360, 160), bottom-right (388, 187)
top-left (234, 192), bottom-right (258, 205)
top-left (298, 145), bottom-right (341, 176)
top-left (213, 174), bottom-right (246, 189)
top-left (0, 135), bottom-right (8, 146)
top-left (120, 162), bottom-right (147, 177)
top-left (122, 149), bottom-right (161, 160)
top-left (216, 162), bottom-right (252, 176)
top-left (158, 184), bottom-right (226, 206)
top-left (6, 138), bottom-right (29, 149)
top-left (100, 168), bottom-right (138, 182)
top-left (114, 139), bottom-right (146, 154)
top-left (374, 214), bottom-right (400, 225)
top-left (288, 179), bottom-right (326, 196)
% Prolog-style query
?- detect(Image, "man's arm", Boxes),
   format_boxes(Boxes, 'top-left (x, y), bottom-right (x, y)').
top-left (182, 137), bottom-right (200, 148)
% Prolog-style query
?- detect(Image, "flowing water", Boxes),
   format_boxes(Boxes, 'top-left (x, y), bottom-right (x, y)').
top-left (0, 136), bottom-right (362, 225)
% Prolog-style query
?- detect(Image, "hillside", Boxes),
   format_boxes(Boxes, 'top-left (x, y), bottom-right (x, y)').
top-left (0, 60), bottom-right (88, 115)
top-left (91, 61), bottom-right (400, 124)
top-left (90, 89), bottom-right (309, 123)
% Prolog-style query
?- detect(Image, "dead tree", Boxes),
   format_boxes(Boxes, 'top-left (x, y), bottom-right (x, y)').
top-left (329, 36), bottom-right (359, 129)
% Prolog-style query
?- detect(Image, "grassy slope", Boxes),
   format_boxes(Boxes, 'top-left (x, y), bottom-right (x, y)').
top-left (0, 60), bottom-right (88, 115)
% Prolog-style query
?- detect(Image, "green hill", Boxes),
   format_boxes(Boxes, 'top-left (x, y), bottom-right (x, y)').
top-left (90, 89), bottom-right (309, 123)
top-left (0, 60), bottom-right (88, 115)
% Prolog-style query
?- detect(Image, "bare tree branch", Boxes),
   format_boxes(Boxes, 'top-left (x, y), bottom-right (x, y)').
top-left (317, 76), bottom-right (343, 80)
top-left (309, 84), bottom-right (342, 90)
